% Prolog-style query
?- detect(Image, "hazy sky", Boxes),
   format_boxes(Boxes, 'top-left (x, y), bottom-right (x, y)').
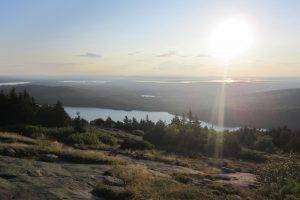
top-left (0, 0), bottom-right (299, 77)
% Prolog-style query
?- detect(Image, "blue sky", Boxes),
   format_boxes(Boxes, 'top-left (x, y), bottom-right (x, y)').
top-left (0, 0), bottom-right (299, 77)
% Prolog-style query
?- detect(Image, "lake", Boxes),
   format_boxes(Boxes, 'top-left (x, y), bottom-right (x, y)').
top-left (65, 106), bottom-right (238, 131)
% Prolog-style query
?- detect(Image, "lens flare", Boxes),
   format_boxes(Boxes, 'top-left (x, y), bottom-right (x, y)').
top-left (209, 18), bottom-right (254, 61)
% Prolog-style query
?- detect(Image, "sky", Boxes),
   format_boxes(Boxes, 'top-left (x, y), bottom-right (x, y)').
top-left (0, 0), bottom-right (299, 77)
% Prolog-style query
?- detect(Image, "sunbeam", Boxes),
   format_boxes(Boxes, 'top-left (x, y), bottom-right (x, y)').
top-left (214, 63), bottom-right (229, 158)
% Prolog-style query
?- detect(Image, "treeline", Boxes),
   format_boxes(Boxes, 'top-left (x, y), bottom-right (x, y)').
top-left (0, 89), bottom-right (70, 127)
top-left (1, 89), bottom-right (299, 157)
top-left (91, 111), bottom-right (300, 156)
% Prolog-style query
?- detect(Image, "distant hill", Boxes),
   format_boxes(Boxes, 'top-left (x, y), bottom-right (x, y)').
top-left (224, 88), bottom-right (300, 129)
top-left (2, 84), bottom-right (300, 129)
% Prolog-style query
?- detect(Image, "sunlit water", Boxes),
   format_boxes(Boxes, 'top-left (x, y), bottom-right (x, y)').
top-left (0, 82), bottom-right (31, 86)
top-left (65, 106), bottom-right (238, 131)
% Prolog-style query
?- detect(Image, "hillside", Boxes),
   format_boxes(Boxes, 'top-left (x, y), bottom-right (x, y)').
top-left (225, 88), bottom-right (300, 128)
top-left (3, 84), bottom-right (300, 129)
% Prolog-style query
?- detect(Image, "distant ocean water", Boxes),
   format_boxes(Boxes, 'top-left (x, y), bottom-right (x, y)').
top-left (135, 79), bottom-right (268, 84)
top-left (59, 80), bottom-right (108, 84)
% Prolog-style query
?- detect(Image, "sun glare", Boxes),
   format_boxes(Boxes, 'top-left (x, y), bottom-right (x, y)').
top-left (209, 18), bottom-right (254, 61)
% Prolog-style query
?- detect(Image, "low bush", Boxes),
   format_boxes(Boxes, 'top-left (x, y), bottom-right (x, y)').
top-left (132, 130), bottom-right (145, 136)
top-left (68, 132), bottom-right (100, 146)
top-left (223, 134), bottom-right (242, 157)
top-left (255, 136), bottom-right (275, 153)
top-left (120, 138), bottom-right (154, 150)
top-left (172, 173), bottom-right (193, 184)
top-left (208, 182), bottom-right (238, 196)
top-left (238, 149), bottom-right (266, 162)
top-left (97, 132), bottom-right (118, 146)
top-left (18, 125), bottom-right (48, 138)
top-left (93, 183), bottom-right (130, 200)
top-left (257, 155), bottom-right (300, 199)
top-left (19, 125), bottom-right (74, 141)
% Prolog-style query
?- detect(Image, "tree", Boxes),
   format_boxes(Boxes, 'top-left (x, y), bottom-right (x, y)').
top-left (255, 136), bottom-right (275, 153)
top-left (171, 115), bottom-right (181, 126)
top-left (105, 117), bottom-right (114, 128)
top-left (73, 112), bottom-right (86, 132)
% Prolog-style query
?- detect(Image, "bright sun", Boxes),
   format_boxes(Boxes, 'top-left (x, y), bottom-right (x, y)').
top-left (209, 18), bottom-right (254, 61)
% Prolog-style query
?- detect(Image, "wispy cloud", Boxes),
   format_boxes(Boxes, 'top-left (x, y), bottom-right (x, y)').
top-left (157, 50), bottom-right (176, 57)
top-left (78, 52), bottom-right (101, 58)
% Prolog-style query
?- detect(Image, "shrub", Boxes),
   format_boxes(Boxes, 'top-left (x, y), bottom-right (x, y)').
top-left (172, 173), bottom-right (193, 184)
top-left (68, 132), bottom-right (100, 145)
top-left (255, 136), bottom-right (275, 153)
top-left (238, 149), bottom-right (266, 162)
top-left (98, 132), bottom-right (118, 146)
top-left (120, 138), bottom-right (154, 150)
top-left (18, 125), bottom-right (74, 141)
top-left (93, 183), bottom-right (130, 200)
top-left (72, 114), bottom-right (87, 133)
top-left (223, 134), bottom-right (242, 157)
top-left (257, 155), bottom-right (300, 199)
top-left (21, 125), bottom-right (48, 138)
top-left (132, 130), bottom-right (145, 136)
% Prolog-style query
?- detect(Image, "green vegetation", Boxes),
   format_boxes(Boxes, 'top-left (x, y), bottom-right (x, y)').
top-left (68, 132), bottom-right (100, 146)
top-left (254, 136), bottom-right (275, 153)
top-left (93, 110), bottom-right (299, 158)
top-left (257, 155), bottom-right (300, 199)
top-left (93, 183), bottom-right (130, 200)
top-left (0, 89), bottom-right (70, 127)
top-left (238, 149), bottom-right (266, 163)
top-left (20, 125), bottom-right (74, 140)
top-left (97, 131), bottom-right (118, 146)
top-left (120, 137), bottom-right (154, 150)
